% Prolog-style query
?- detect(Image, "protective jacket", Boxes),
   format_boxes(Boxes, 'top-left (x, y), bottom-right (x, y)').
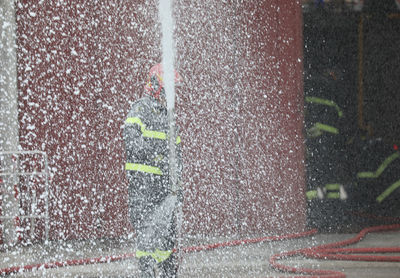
top-left (124, 96), bottom-right (182, 178)
top-left (123, 96), bottom-right (182, 276)
top-left (305, 96), bottom-right (349, 200)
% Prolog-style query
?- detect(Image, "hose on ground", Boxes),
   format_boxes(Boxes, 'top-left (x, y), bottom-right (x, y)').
top-left (0, 229), bottom-right (317, 276)
top-left (269, 223), bottom-right (400, 278)
top-left (0, 224), bottom-right (399, 276)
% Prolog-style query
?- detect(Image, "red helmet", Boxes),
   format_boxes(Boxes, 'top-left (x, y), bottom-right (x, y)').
top-left (144, 63), bottom-right (182, 100)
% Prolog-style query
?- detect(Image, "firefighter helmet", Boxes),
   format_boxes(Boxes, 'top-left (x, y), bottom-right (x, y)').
top-left (144, 63), bottom-right (182, 100)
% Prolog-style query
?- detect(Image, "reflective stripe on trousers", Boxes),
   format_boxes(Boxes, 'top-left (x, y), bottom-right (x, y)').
top-left (136, 249), bottom-right (173, 263)
top-left (307, 184), bottom-right (347, 200)
top-left (126, 162), bottom-right (163, 175)
top-left (135, 195), bottom-right (178, 263)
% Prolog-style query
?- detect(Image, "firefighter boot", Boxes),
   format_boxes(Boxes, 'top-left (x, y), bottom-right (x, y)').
top-left (158, 253), bottom-right (178, 278)
top-left (138, 256), bottom-right (156, 278)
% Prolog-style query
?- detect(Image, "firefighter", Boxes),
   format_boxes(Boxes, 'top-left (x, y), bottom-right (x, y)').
top-left (303, 68), bottom-right (352, 231)
top-left (352, 135), bottom-right (400, 218)
top-left (123, 64), bottom-right (183, 277)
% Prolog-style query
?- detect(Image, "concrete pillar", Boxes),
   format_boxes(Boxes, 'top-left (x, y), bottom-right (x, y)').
top-left (0, 0), bottom-right (20, 246)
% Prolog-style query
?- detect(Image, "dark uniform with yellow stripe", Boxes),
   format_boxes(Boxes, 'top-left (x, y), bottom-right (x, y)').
top-left (304, 96), bottom-right (351, 231)
top-left (352, 138), bottom-right (400, 218)
top-left (123, 96), bottom-right (182, 277)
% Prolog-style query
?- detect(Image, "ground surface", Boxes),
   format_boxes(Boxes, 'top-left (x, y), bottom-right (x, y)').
top-left (0, 229), bottom-right (399, 277)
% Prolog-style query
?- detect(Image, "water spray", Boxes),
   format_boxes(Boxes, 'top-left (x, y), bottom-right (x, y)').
top-left (159, 0), bottom-right (176, 112)
top-left (159, 0), bottom-right (177, 191)
top-left (158, 0), bottom-right (183, 263)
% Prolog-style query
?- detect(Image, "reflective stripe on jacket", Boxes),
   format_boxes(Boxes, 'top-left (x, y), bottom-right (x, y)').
top-left (125, 116), bottom-right (181, 143)
top-left (305, 96), bottom-right (343, 138)
top-left (123, 96), bottom-right (182, 177)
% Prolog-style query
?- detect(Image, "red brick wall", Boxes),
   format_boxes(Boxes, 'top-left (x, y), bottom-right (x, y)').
top-left (15, 0), bottom-right (305, 240)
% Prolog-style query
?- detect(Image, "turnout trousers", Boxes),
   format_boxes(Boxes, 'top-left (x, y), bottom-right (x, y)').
top-left (127, 172), bottom-right (179, 277)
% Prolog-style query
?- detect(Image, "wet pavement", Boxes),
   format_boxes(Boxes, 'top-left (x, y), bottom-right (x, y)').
top-left (0, 229), bottom-right (399, 277)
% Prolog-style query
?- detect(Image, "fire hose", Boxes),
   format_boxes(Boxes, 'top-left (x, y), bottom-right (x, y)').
top-left (269, 223), bottom-right (400, 278)
top-left (0, 224), bottom-right (399, 276)
top-left (0, 229), bottom-right (316, 276)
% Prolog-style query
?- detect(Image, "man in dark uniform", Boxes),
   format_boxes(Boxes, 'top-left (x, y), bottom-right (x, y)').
top-left (123, 64), bottom-right (183, 277)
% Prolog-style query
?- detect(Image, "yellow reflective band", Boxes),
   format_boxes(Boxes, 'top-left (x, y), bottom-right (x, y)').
top-left (135, 249), bottom-right (173, 263)
top-left (307, 122), bottom-right (339, 138)
top-left (306, 190), bottom-right (318, 200)
top-left (126, 117), bottom-right (166, 139)
top-left (125, 117), bottom-right (181, 143)
top-left (136, 250), bottom-right (151, 258)
top-left (357, 172), bottom-right (376, 178)
top-left (305, 96), bottom-right (343, 118)
top-left (125, 163), bottom-right (163, 175)
top-left (376, 179), bottom-right (400, 203)
top-left (315, 122), bottom-right (339, 134)
top-left (125, 117), bottom-right (146, 133)
top-left (325, 184), bottom-right (341, 191)
top-left (326, 192), bottom-right (340, 199)
top-left (325, 184), bottom-right (341, 199)
top-left (143, 130), bottom-right (167, 140)
top-left (153, 249), bottom-right (173, 263)
top-left (307, 125), bottom-right (323, 138)
top-left (357, 152), bottom-right (399, 179)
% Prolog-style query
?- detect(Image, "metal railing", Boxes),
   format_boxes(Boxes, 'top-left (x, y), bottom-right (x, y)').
top-left (0, 150), bottom-right (50, 243)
